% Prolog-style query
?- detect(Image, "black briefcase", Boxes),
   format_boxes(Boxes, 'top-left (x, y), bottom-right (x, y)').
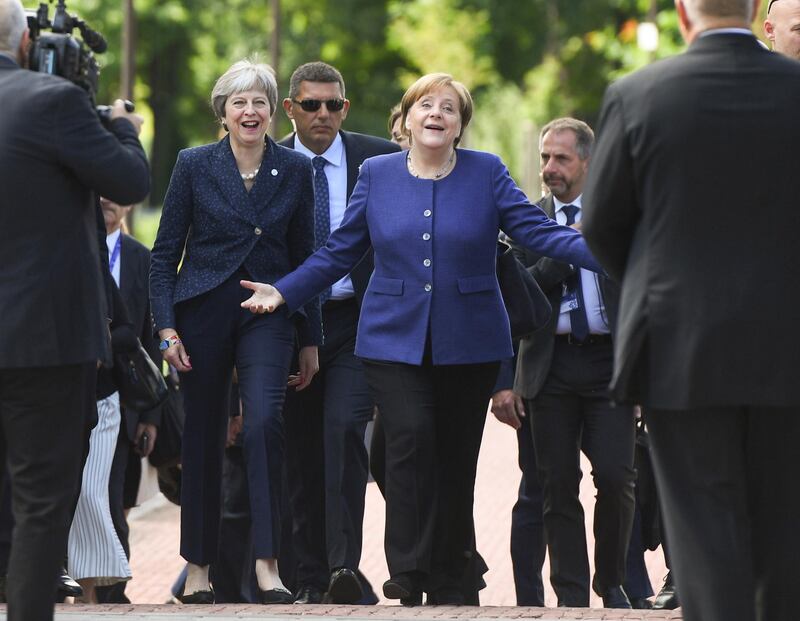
top-left (113, 340), bottom-right (169, 413)
top-left (496, 240), bottom-right (552, 339)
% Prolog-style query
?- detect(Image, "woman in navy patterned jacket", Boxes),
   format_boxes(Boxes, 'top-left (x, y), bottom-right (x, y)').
top-left (149, 59), bottom-right (320, 605)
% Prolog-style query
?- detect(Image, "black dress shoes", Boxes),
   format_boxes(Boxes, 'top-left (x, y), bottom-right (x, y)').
top-left (599, 585), bottom-right (632, 609)
top-left (57, 568), bottom-right (83, 598)
top-left (326, 568), bottom-right (363, 604)
top-left (630, 596), bottom-right (654, 609)
top-left (261, 587), bottom-right (294, 604)
top-left (383, 573), bottom-right (423, 607)
top-left (179, 589), bottom-right (214, 604)
top-left (294, 584), bottom-right (324, 604)
top-left (652, 571), bottom-right (679, 609)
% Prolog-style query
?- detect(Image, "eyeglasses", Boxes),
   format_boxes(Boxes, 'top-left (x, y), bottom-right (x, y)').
top-left (768, 0), bottom-right (779, 11)
top-left (291, 98), bottom-right (346, 112)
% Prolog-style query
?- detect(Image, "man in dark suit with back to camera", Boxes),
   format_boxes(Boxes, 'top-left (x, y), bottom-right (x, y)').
top-left (0, 0), bottom-right (149, 618)
top-left (492, 117), bottom-right (635, 609)
top-left (583, 1), bottom-right (800, 620)
top-left (279, 61), bottom-right (400, 605)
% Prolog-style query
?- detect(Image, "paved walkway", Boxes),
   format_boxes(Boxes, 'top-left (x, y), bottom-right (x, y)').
top-left (2, 604), bottom-right (682, 620)
top-left (13, 412), bottom-right (672, 619)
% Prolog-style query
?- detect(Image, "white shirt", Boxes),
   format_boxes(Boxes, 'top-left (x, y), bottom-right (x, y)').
top-left (698, 28), bottom-right (754, 38)
top-left (294, 133), bottom-right (354, 300)
top-left (106, 228), bottom-right (122, 288)
top-left (553, 196), bottom-right (609, 335)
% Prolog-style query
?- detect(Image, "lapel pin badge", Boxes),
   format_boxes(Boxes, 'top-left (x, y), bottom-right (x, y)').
top-left (271, 168), bottom-right (278, 176)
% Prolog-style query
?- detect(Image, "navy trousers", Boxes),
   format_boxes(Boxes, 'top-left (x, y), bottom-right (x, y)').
top-left (176, 272), bottom-right (295, 564)
top-left (510, 413), bottom-right (546, 606)
top-left (284, 299), bottom-right (373, 588)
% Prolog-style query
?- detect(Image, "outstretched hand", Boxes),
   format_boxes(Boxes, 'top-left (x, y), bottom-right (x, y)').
top-left (240, 280), bottom-right (285, 313)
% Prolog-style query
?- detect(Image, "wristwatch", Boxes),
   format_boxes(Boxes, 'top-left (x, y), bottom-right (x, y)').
top-left (159, 335), bottom-right (181, 351)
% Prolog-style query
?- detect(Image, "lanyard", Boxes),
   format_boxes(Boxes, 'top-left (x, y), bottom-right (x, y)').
top-left (109, 233), bottom-right (122, 274)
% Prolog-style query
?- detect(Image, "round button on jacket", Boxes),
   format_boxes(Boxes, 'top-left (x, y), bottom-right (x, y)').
top-left (254, 227), bottom-right (263, 236)
top-left (424, 283), bottom-right (432, 292)
top-left (423, 259), bottom-right (431, 267)
top-left (423, 209), bottom-right (432, 217)
top-left (422, 233), bottom-right (431, 240)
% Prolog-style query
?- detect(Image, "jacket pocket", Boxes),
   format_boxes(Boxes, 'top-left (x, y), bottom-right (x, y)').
top-left (457, 274), bottom-right (496, 294)
top-left (369, 276), bottom-right (404, 296)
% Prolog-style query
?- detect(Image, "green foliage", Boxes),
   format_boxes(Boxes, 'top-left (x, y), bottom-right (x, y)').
top-left (27, 0), bottom-right (701, 209)
top-left (387, 0), bottom-right (495, 90)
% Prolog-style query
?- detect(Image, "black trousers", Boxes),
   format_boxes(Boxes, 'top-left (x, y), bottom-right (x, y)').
top-left (510, 412), bottom-right (546, 606)
top-left (529, 339), bottom-right (635, 606)
top-left (0, 362), bottom-right (94, 621)
top-left (362, 355), bottom-right (499, 591)
top-left (177, 273), bottom-right (295, 564)
top-left (370, 411), bottom-right (488, 604)
top-left (646, 406), bottom-right (800, 621)
top-left (284, 299), bottom-right (373, 589)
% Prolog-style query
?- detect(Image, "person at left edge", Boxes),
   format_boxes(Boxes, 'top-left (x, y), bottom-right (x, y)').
top-left (0, 0), bottom-right (149, 618)
top-left (149, 58), bottom-right (321, 606)
top-left (241, 72), bottom-right (602, 605)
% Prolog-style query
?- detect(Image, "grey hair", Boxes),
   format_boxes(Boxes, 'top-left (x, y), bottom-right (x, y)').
top-left (0, 0), bottom-right (27, 56)
top-left (211, 58), bottom-right (278, 121)
top-left (539, 117), bottom-right (594, 161)
top-left (682, 0), bottom-right (754, 21)
top-left (288, 61), bottom-right (345, 100)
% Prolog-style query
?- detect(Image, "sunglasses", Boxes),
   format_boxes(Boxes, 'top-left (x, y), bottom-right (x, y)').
top-left (292, 98), bottom-right (346, 112)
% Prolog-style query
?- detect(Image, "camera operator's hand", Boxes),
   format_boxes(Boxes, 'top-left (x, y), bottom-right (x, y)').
top-left (159, 328), bottom-right (192, 372)
top-left (110, 99), bottom-right (144, 135)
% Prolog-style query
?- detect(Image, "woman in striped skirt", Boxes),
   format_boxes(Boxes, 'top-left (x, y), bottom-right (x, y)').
top-left (68, 392), bottom-right (131, 601)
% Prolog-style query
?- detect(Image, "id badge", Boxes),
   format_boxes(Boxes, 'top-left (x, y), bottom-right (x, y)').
top-left (560, 283), bottom-right (580, 314)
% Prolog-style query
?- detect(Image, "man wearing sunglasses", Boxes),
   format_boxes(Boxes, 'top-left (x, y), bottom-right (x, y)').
top-left (764, 0), bottom-right (800, 58)
top-left (279, 61), bottom-right (400, 605)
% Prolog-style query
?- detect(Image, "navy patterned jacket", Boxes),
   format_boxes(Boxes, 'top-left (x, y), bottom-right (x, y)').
top-left (150, 135), bottom-right (322, 346)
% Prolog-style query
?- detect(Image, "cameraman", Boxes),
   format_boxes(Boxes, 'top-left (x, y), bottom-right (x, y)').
top-left (0, 0), bottom-right (148, 619)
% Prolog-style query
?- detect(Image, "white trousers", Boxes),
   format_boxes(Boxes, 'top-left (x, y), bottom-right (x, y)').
top-left (68, 392), bottom-right (131, 585)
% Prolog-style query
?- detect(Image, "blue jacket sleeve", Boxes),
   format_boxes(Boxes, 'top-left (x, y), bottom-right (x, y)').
top-left (493, 157), bottom-right (603, 273)
top-left (275, 160), bottom-right (373, 314)
top-left (150, 151), bottom-right (193, 332)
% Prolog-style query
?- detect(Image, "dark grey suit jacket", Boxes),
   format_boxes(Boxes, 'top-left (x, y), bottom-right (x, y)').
top-left (278, 130), bottom-right (401, 305)
top-left (0, 55), bottom-right (149, 368)
top-left (583, 32), bottom-right (800, 409)
top-left (506, 195), bottom-right (619, 400)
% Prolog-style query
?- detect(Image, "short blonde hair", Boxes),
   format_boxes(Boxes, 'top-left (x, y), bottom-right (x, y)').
top-left (400, 73), bottom-right (473, 146)
top-left (211, 59), bottom-right (278, 123)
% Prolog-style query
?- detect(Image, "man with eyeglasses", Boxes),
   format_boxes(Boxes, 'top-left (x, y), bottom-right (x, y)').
top-left (279, 61), bottom-right (399, 605)
top-left (765, 0), bottom-right (800, 58)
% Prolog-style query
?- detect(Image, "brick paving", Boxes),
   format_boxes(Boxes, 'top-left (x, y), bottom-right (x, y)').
top-left (11, 412), bottom-right (673, 619)
top-left (2, 604), bottom-right (683, 620)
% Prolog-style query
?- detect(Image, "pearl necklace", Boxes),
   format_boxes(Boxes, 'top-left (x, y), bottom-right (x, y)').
top-left (407, 149), bottom-right (455, 179)
top-left (240, 167), bottom-right (259, 181)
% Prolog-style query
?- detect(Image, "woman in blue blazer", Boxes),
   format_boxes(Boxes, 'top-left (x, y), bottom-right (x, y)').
top-left (150, 59), bottom-right (320, 605)
top-left (241, 73), bottom-right (602, 604)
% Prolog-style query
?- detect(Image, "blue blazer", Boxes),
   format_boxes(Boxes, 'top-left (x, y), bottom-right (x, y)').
top-left (150, 135), bottom-right (322, 346)
top-left (275, 149), bottom-right (601, 365)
